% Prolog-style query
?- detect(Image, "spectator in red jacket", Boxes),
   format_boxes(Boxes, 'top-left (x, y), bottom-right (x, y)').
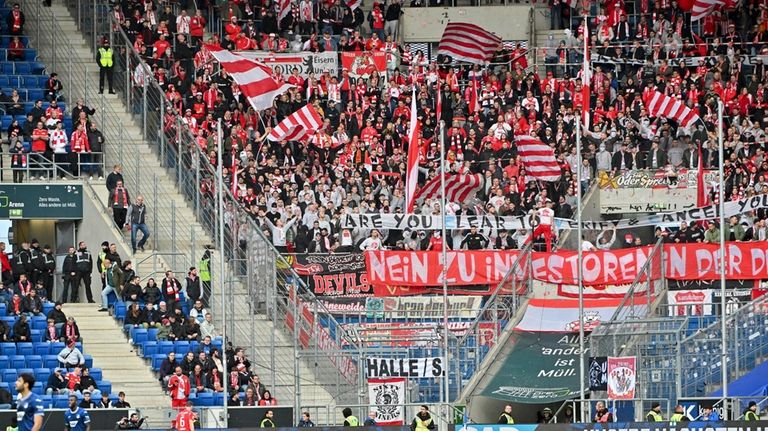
top-left (168, 366), bottom-right (191, 409)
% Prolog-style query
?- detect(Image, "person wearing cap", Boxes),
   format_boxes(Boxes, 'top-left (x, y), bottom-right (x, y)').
top-left (96, 39), bottom-right (114, 94)
top-left (537, 407), bottom-right (553, 423)
top-left (646, 403), bottom-right (664, 421)
top-left (744, 401), bottom-right (760, 420)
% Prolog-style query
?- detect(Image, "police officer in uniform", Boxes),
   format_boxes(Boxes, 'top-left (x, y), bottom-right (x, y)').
top-left (744, 401), bottom-right (760, 420)
top-left (61, 246), bottom-right (78, 303)
top-left (75, 241), bottom-right (94, 303)
top-left (96, 39), bottom-right (114, 94)
top-left (11, 242), bottom-right (32, 283)
top-left (260, 410), bottom-right (276, 428)
top-left (40, 245), bottom-right (56, 299)
top-left (498, 405), bottom-right (514, 424)
top-left (411, 405), bottom-right (434, 431)
top-left (29, 239), bottom-right (42, 285)
top-left (342, 407), bottom-right (359, 426)
top-left (646, 403), bottom-right (663, 421)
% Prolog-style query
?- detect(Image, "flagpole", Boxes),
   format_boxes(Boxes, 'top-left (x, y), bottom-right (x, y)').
top-left (217, 118), bottom-right (229, 427)
top-left (717, 99), bottom-right (728, 404)
top-left (440, 119), bottom-right (450, 409)
top-left (576, 115), bottom-right (586, 423)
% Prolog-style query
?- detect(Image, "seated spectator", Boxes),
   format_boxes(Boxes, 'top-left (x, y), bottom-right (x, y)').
top-left (45, 73), bottom-right (64, 102)
top-left (7, 36), bottom-right (24, 61)
top-left (79, 391), bottom-right (97, 409)
top-left (58, 340), bottom-right (85, 369)
top-left (21, 289), bottom-right (43, 316)
top-left (114, 391), bottom-right (131, 408)
top-left (180, 351), bottom-right (198, 376)
top-left (0, 282), bottom-right (12, 305)
top-left (190, 364), bottom-right (208, 394)
top-left (44, 319), bottom-right (59, 342)
top-left (124, 302), bottom-right (143, 334)
top-left (208, 368), bottom-right (224, 393)
top-left (64, 366), bottom-right (81, 393)
top-left (79, 368), bottom-right (101, 398)
top-left (184, 317), bottom-right (200, 341)
top-left (248, 374), bottom-right (267, 400)
top-left (48, 301), bottom-right (67, 330)
top-left (0, 318), bottom-right (8, 342)
top-left (258, 390), bottom-right (277, 406)
top-left (243, 388), bottom-right (258, 406)
top-left (141, 301), bottom-right (162, 328)
top-left (6, 3), bottom-right (25, 36)
top-left (98, 392), bottom-right (112, 408)
top-left (13, 313), bottom-right (31, 342)
top-left (167, 314), bottom-right (186, 341)
top-left (188, 299), bottom-right (207, 324)
top-left (157, 318), bottom-right (172, 341)
top-left (46, 369), bottom-right (69, 396)
top-left (60, 316), bottom-right (80, 345)
top-left (228, 390), bottom-right (242, 407)
top-left (0, 385), bottom-right (11, 410)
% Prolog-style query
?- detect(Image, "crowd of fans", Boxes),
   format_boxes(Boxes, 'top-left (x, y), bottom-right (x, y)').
top-left (107, 0), bottom-right (768, 255)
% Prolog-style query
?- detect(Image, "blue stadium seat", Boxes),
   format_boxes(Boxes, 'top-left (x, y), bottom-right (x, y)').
top-left (188, 341), bottom-right (199, 353)
top-left (1, 369), bottom-right (15, 384)
top-left (26, 355), bottom-right (42, 369)
top-left (0, 343), bottom-right (16, 356)
top-left (40, 395), bottom-right (52, 408)
top-left (10, 355), bottom-right (25, 369)
top-left (0, 382), bottom-right (8, 393)
top-left (31, 382), bottom-right (44, 395)
top-left (114, 302), bottom-right (127, 320)
top-left (42, 302), bottom-right (54, 316)
top-left (31, 316), bottom-right (46, 331)
top-left (84, 355), bottom-right (93, 368)
top-left (43, 355), bottom-right (59, 369)
top-left (90, 368), bottom-right (102, 381)
top-left (30, 329), bottom-right (41, 343)
top-left (0, 76), bottom-right (8, 86)
top-left (97, 381), bottom-right (111, 395)
top-left (27, 88), bottom-right (43, 101)
top-left (18, 368), bottom-right (33, 379)
top-left (131, 328), bottom-right (148, 345)
top-left (23, 49), bottom-right (36, 61)
top-left (0, 303), bottom-right (5, 316)
top-left (213, 392), bottom-right (225, 406)
top-left (158, 341), bottom-right (174, 355)
top-left (53, 395), bottom-right (69, 408)
top-left (147, 328), bottom-right (159, 341)
top-left (0, 63), bottom-right (12, 75)
top-left (33, 342), bottom-right (49, 356)
top-left (151, 354), bottom-right (165, 371)
top-left (33, 368), bottom-right (49, 384)
top-left (174, 341), bottom-right (190, 354)
top-left (0, 356), bottom-right (7, 370)
top-left (142, 341), bottom-right (158, 358)
top-left (195, 392), bottom-right (213, 406)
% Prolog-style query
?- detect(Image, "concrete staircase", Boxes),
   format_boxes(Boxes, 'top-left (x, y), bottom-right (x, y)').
top-left (18, 0), bottom-right (338, 412)
top-left (63, 303), bottom-right (169, 410)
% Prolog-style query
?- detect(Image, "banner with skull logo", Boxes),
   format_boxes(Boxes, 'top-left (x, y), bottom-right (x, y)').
top-left (367, 378), bottom-right (406, 425)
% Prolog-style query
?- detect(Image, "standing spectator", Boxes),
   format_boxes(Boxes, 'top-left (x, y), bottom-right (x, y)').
top-left (159, 352), bottom-right (178, 388)
top-left (6, 3), bottom-right (25, 35)
top-left (185, 269), bottom-right (201, 306)
top-left (105, 165), bottom-right (123, 194)
top-left (9, 139), bottom-right (28, 183)
top-left (61, 246), bottom-right (78, 303)
top-left (125, 195), bottom-right (150, 253)
top-left (97, 39), bottom-right (115, 94)
top-left (98, 258), bottom-right (122, 312)
top-left (109, 180), bottom-right (131, 228)
top-left (168, 366), bottom-right (191, 409)
top-left (189, 10), bottom-right (206, 46)
top-left (384, 0), bottom-right (401, 39)
top-left (69, 123), bottom-right (90, 177)
top-left (161, 270), bottom-right (182, 311)
top-left (75, 241), bottom-right (94, 303)
top-left (30, 121), bottom-right (50, 180)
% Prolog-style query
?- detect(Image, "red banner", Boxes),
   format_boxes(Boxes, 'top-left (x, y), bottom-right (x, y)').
top-left (607, 356), bottom-right (637, 400)
top-left (341, 51), bottom-right (387, 78)
top-left (365, 242), bottom-right (768, 288)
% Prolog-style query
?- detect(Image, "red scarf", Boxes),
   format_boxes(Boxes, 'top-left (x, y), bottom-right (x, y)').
top-left (11, 10), bottom-right (21, 31)
top-left (164, 278), bottom-right (180, 300)
top-left (66, 323), bottom-right (77, 341)
top-left (47, 326), bottom-right (57, 341)
top-left (18, 280), bottom-right (31, 296)
top-left (113, 186), bottom-right (128, 207)
top-left (230, 372), bottom-right (238, 389)
top-left (12, 296), bottom-right (21, 313)
top-left (12, 154), bottom-right (27, 166)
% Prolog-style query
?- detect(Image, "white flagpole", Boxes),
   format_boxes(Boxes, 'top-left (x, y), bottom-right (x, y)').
top-left (576, 115), bottom-right (586, 422)
top-left (440, 120), bottom-right (450, 407)
top-left (718, 100), bottom-right (728, 403)
top-left (217, 119), bottom-right (229, 426)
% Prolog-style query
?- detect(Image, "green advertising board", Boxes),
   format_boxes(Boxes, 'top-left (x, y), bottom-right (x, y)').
top-left (0, 184), bottom-right (83, 219)
top-left (480, 331), bottom-right (584, 403)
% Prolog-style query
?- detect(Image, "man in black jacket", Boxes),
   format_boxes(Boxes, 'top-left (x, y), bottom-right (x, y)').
top-left (28, 239), bottom-right (43, 285)
top-left (460, 227), bottom-right (489, 250)
top-left (10, 242), bottom-right (32, 283)
top-left (40, 244), bottom-right (56, 298)
top-left (21, 289), bottom-right (43, 315)
top-left (13, 314), bottom-right (30, 342)
top-left (75, 241), bottom-right (94, 303)
top-left (0, 318), bottom-right (9, 342)
top-left (61, 246), bottom-right (79, 303)
top-left (122, 276), bottom-right (142, 308)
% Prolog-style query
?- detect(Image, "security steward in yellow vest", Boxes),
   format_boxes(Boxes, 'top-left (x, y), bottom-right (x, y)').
top-left (670, 405), bottom-right (689, 422)
top-left (745, 401), bottom-right (761, 420)
top-left (411, 405), bottom-right (435, 431)
top-left (259, 410), bottom-right (275, 428)
top-left (342, 407), bottom-right (359, 426)
top-left (646, 403), bottom-right (664, 422)
top-left (199, 249), bottom-right (212, 307)
top-left (96, 39), bottom-right (114, 94)
top-left (498, 405), bottom-right (514, 424)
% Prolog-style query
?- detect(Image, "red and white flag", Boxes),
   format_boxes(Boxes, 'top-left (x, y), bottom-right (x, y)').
top-left (469, 77), bottom-right (480, 113)
top-left (278, 0), bottom-right (292, 23)
top-left (267, 104), bottom-right (323, 142)
top-left (643, 90), bottom-right (701, 129)
top-left (436, 22), bottom-right (501, 65)
top-left (691, 0), bottom-right (728, 21)
top-left (347, 0), bottom-right (361, 10)
top-left (405, 89), bottom-right (421, 212)
top-left (413, 173), bottom-right (483, 204)
top-left (207, 45), bottom-right (293, 111)
top-left (581, 23), bottom-right (591, 128)
top-left (515, 135), bottom-right (561, 182)
top-left (435, 84), bottom-right (442, 126)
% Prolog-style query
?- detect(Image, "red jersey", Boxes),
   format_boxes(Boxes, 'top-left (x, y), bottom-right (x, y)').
top-left (175, 410), bottom-right (196, 431)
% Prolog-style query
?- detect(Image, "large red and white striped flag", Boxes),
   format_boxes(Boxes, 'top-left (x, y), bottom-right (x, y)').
top-left (347, 0), bottom-right (361, 9)
top-left (267, 104), bottom-right (323, 142)
top-left (515, 135), bottom-right (561, 182)
top-left (436, 22), bottom-right (501, 65)
top-left (207, 45), bottom-right (293, 111)
top-left (643, 90), bottom-right (701, 129)
top-left (405, 89), bottom-right (421, 212)
top-left (413, 173), bottom-right (483, 205)
top-left (691, 0), bottom-right (728, 21)
top-left (278, 0), bottom-right (292, 23)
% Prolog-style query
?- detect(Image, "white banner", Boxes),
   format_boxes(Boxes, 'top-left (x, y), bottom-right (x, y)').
top-left (342, 194), bottom-right (768, 231)
top-left (667, 290), bottom-right (713, 316)
top-left (367, 378), bottom-right (405, 425)
top-left (237, 51), bottom-right (339, 77)
top-left (515, 298), bottom-right (646, 333)
top-left (379, 295), bottom-right (483, 319)
top-left (366, 357), bottom-right (445, 378)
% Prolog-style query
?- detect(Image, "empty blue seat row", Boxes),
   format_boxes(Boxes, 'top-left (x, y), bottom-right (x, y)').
top-left (0, 61), bottom-right (45, 75)
top-left (0, 48), bottom-right (37, 62)
top-left (188, 391), bottom-right (225, 406)
top-left (0, 74), bottom-right (47, 89)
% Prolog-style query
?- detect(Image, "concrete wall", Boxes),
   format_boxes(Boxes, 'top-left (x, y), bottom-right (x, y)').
top-left (402, 6), bottom-right (532, 42)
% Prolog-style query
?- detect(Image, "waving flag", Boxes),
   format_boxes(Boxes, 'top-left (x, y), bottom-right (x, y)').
top-left (405, 89), bottom-right (421, 212)
top-left (207, 45), bottom-right (293, 111)
top-left (582, 23), bottom-right (591, 128)
top-left (267, 104), bottom-right (323, 142)
top-left (643, 90), bottom-right (701, 129)
top-left (437, 22), bottom-right (501, 65)
top-left (691, 0), bottom-right (728, 21)
top-left (515, 135), bottom-right (561, 182)
top-left (413, 173), bottom-right (483, 204)
top-left (278, 0), bottom-right (292, 23)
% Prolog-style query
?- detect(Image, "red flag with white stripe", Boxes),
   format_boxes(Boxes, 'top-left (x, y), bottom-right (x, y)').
top-left (691, 0), bottom-right (728, 21)
top-left (437, 22), bottom-right (501, 65)
top-left (267, 104), bottom-right (323, 142)
top-left (405, 89), bottom-right (421, 212)
top-left (515, 135), bottom-right (561, 182)
top-left (643, 90), bottom-right (701, 129)
top-left (347, 0), bottom-right (361, 10)
top-left (278, 0), bottom-right (292, 23)
top-left (413, 173), bottom-right (483, 204)
top-left (581, 22), bottom-right (591, 129)
top-left (207, 45), bottom-right (293, 111)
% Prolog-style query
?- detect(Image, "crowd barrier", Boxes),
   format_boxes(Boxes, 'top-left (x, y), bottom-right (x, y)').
top-left (456, 421), bottom-right (768, 431)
